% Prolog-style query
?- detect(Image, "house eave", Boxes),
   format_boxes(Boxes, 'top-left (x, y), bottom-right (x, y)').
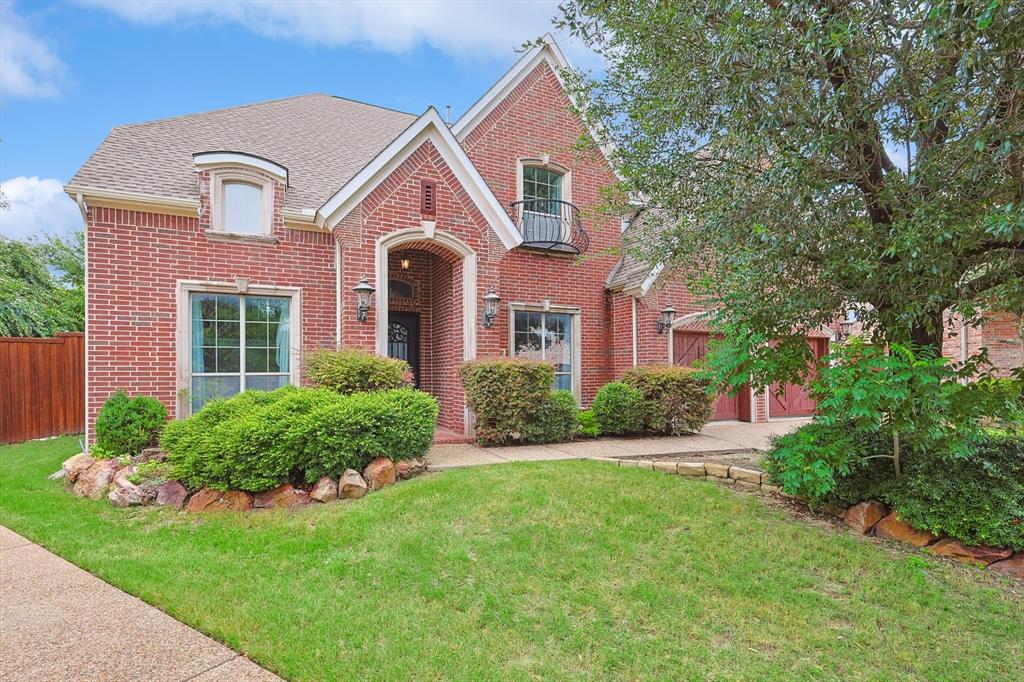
top-left (63, 184), bottom-right (201, 217)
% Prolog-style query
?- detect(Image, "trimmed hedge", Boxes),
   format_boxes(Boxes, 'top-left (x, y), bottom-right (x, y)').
top-left (94, 390), bottom-right (167, 458)
top-left (460, 359), bottom-right (558, 445)
top-left (621, 365), bottom-right (714, 435)
top-left (592, 382), bottom-right (645, 435)
top-left (523, 390), bottom-right (579, 444)
top-left (306, 347), bottom-right (413, 395)
top-left (160, 386), bottom-right (437, 492)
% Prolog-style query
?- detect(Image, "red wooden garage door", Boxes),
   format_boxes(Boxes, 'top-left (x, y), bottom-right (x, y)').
top-left (673, 331), bottom-right (748, 421)
top-left (768, 337), bottom-right (829, 418)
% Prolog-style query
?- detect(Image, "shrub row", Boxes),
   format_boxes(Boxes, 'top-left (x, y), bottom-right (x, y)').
top-left (160, 386), bottom-right (438, 492)
top-left (305, 347), bottom-right (412, 394)
top-left (763, 423), bottom-right (1024, 550)
top-left (591, 366), bottom-right (714, 436)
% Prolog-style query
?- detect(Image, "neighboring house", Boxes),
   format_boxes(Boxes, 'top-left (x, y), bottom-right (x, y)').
top-left (66, 36), bottom-right (824, 442)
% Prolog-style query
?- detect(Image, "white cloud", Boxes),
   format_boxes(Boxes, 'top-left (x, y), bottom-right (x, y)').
top-left (0, 3), bottom-right (66, 98)
top-left (82, 0), bottom-right (596, 66)
top-left (0, 177), bottom-right (82, 242)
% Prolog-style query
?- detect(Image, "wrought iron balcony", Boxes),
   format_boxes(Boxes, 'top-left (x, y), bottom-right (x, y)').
top-left (509, 199), bottom-right (590, 254)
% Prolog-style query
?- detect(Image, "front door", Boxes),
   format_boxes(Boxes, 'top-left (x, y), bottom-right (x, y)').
top-left (387, 312), bottom-right (420, 386)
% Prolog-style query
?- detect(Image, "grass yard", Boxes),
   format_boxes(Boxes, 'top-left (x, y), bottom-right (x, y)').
top-left (1, 437), bottom-right (1021, 681)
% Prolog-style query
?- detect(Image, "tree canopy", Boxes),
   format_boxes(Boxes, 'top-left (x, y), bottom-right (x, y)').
top-left (0, 233), bottom-right (84, 337)
top-left (557, 0), bottom-right (1023, 385)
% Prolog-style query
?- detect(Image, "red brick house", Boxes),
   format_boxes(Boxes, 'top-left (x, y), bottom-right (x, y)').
top-left (62, 36), bottom-right (851, 443)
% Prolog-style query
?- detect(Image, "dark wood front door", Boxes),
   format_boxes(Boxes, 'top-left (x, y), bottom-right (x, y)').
top-left (387, 312), bottom-right (420, 386)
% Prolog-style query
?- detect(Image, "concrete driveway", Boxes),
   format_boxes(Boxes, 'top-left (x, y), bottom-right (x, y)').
top-left (427, 418), bottom-right (809, 470)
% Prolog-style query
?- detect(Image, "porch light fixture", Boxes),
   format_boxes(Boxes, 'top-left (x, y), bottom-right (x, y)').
top-left (836, 313), bottom-right (857, 342)
top-left (657, 305), bottom-right (676, 335)
top-left (353, 276), bottom-right (375, 322)
top-left (399, 257), bottom-right (411, 270)
top-left (482, 288), bottom-right (501, 328)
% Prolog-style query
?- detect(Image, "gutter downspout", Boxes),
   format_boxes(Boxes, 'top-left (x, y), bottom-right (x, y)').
top-left (631, 295), bottom-right (638, 367)
top-left (76, 193), bottom-right (90, 447)
top-left (335, 237), bottom-right (342, 347)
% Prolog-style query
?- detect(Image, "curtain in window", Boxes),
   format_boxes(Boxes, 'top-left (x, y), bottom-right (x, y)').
top-left (275, 303), bottom-right (290, 373)
top-left (191, 295), bottom-right (205, 373)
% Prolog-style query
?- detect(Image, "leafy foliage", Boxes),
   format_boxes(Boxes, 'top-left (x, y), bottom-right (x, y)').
top-left (94, 390), bottom-right (168, 458)
top-left (305, 347), bottom-right (413, 395)
top-left (576, 408), bottom-right (601, 438)
top-left (460, 359), bottom-right (560, 445)
top-left (591, 382), bottom-right (646, 435)
top-left (161, 386), bottom-right (437, 492)
top-left (523, 390), bottom-right (579, 444)
top-left (621, 365), bottom-right (714, 435)
top-left (0, 233), bottom-right (84, 337)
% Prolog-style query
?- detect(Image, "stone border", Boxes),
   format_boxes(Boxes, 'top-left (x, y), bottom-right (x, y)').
top-left (592, 457), bottom-right (780, 493)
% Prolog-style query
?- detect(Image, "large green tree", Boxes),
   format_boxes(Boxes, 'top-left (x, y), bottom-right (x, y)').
top-left (0, 233), bottom-right (84, 337)
top-left (556, 0), bottom-right (1023, 387)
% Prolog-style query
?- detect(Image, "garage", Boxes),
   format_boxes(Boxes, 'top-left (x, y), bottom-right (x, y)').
top-left (672, 331), bottom-right (750, 421)
top-left (768, 337), bottom-right (829, 418)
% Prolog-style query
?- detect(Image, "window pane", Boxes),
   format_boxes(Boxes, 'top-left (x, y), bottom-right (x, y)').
top-left (246, 321), bottom-right (269, 347)
top-left (217, 348), bottom-right (240, 373)
top-left (223, 182), bottom-right (263, 234)
top-left (246, 348), bottom-right (270, 373)
top-left (215, 295), bottom-right (240, 321)
top-left (554, 373), bottom-right (572, 391)
top-left (246, 375), bottom-right (289, 392)
top-left (246, 296), bottom-right (270, 322)
top-left (191, 375), bottom-right (240, 412)
top-left (217, 321), bottom-right (240, 347)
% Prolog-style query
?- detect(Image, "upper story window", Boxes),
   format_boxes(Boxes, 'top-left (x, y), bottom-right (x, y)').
top-left (522, 167), bottom-right (563, 214)
top-left (515, 159), bottom-right (583, 251)
top-left (222, 181), bottom-right (264, 234)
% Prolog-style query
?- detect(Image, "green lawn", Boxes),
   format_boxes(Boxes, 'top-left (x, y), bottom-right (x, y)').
top-left (1, 438), bottom-right (1021, 681)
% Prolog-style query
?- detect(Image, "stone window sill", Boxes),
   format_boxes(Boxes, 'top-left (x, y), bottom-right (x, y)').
top-left (204, 230), bottom-right (278, 246)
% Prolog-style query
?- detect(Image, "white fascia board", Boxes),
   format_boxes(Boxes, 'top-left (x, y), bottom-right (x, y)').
top-left (318, 107), bottom-right (522, 250)
top-left (639, 263), bottom-right (665, 296)
top-left (63, 183), bottom-right (201, 213)
top-left (452, 34), bottom-right (618, 173)
top-left (193, 151), bottom-right (288, 183)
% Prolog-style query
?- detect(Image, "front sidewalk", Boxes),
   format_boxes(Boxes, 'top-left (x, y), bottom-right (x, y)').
top-left (0, 526), bottom-right (281, 682)
top-left (427, 419), bottom-right (808, 470)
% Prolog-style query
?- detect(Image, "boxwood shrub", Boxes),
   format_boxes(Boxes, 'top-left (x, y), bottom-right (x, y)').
top-left (305, 347), bottom-right (413, 395)
top-left (592, 382), bottom-right (645, 435)
top-left (460, 359), bottom-right (569, 445)
top-left (160, 385), bottom-right (437, 492)
top-left (621, 365), bottom-right (714, 435)
top-left (94, 390), bottom-right (168, 458)
top-left (523, 389), bottom-right (579, 444)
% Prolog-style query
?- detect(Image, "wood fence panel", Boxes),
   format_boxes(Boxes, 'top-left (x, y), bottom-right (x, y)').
top-left (0, 333), bottom-right (85, 444)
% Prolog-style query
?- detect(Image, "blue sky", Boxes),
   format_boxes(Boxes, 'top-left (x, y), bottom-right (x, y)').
top-left (1, 0), bottom-right (585, 241)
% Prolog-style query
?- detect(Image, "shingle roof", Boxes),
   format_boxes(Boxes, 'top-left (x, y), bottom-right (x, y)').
top-left (69, 93), bottom-right (417, 211)
top-left (605, 208), bottom-right (672, 291)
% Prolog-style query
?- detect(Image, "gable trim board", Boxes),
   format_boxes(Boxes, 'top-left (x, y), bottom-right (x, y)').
top-left (64, 184), bottom-right (201, 217)
top-left (317, 107), bottom-right (523, 251)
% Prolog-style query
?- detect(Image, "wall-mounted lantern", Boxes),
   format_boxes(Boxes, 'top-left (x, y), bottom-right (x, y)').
top-left (399, 257), bottom-right (411, 270)
top-left (836, 312), bottom-right (857, 342)
top-left (482, 288), bottom-right (501, 328)
top-left (657, 305), bottom-right (676, 335)
top-left (353, 276), bottom-right (375, 322)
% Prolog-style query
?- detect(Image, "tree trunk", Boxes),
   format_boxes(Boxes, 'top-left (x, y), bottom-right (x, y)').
top-left (892, 432), bottom-right (902, 478)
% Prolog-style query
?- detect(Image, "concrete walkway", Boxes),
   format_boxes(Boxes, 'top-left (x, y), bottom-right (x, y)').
top-left (0, 526), bottom-right (281, 682)
top-left (427, 419), bottom-right (808, 470)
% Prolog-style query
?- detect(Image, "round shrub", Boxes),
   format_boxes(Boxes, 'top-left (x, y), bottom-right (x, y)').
top-left (621, 365), bottom-right (714, 434)
top-left (524, 390), bottom-right (579, 444)
top-left (306, 347), bottom-right (413, 395)
top-left (94, 390), bottom-right (168, 458)
top-left (592, 382), bottom-right (645, 435)
top-left (460, 359), bottom-right (556, 445)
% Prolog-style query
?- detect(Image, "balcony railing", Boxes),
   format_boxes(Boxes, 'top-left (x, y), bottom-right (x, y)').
top-left (509, 199), bottom-right (590, 254)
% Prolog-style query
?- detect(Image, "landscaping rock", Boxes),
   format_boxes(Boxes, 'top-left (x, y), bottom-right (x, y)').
top-left (821, 504), bottom-right (848, 519)
top-left (107, 465), bottom-right (156, 508)
top-left (988, 553), bottom-right (1024, 579)
top-left (310, 477), bottom-right (338, 503)
top-left (677, 462), bottom-right (706, 477)
top-left (874, 512), bottom-right (938, 547)
top-left (704, 462), bottom-right (730, 478)
top-left (72, 459), bottom-right (119, 499)
top-left (253, 484), bottom-right (310, 509)
top-left (635, 460), bottom-right (655, 470)
top-left (928, 538), bottom-right (1012, 567)
top-left (843, 500), bottom-right (888, 534)
top-left (340, 469), bottom-right (368, 499)
top-left (760, 484), bottom-right (782, 494)
top-left (47, 469), bottom-right (67, 480)
top-left (135, 447), bottom-right (168, 463)
top-left (395, 457), bottom-right (427, 480)
top-left (728, 467), bottom-right (761, 484)
top-left (734, 480), bottom-right (760, 491)
top-left (62, 453), bottom-right (94, 483)
top-left (154, 481), bottom-right (188, 509)
top-left (653, 461), bottom-right (677, 474)
top-left (362, 457), bottom-right (395, 491)
top-left (186, 487), bottom-right (254, 513)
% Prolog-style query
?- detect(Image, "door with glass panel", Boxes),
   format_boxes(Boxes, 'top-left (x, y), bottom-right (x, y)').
top-left (190, 293), bottom-right (291, 413)
top-left (513, 310), bottom-right (575, 392)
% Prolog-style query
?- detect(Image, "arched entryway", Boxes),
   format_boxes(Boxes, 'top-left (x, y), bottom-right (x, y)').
top-left (376, 228), bottom-right (477, 437)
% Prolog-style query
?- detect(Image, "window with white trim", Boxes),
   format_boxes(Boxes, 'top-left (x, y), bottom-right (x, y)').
top-left (512, 309), bottom-right (576, 392)
top-left (521, 167), bottom-right (564, 243)
top-left (189, 293), bottom-right (291, 412)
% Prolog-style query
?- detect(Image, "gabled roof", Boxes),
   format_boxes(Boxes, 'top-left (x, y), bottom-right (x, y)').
top-left (67, 94), bottom-right (416, 212)
top-left (605, 209), bottom-right (671, 295)
top-left (317, 107), bottom-right (523, 250)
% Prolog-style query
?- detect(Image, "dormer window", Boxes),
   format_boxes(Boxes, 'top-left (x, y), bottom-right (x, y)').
top-left (222, 181), bottom-right (264, 234)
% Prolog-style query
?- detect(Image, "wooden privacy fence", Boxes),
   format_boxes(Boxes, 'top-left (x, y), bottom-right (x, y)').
top-left (0, 332), bottom-right (85, 444)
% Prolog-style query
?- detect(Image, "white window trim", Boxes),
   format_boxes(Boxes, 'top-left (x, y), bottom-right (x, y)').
top-left (209, 168), bottom-right (275, 237)
top-left (507, 301), bottom-right (582, 401)
top-left (175, 280), bottom-right (302, 418)
top-left (516, 157), bottom-right (572, 204)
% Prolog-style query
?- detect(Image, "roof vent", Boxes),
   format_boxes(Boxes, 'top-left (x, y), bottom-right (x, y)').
top-left (421, 180), bottom-right (437, 216)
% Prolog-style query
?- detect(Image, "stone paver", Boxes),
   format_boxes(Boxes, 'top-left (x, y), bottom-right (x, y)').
top-left (426, 420), bottom-right (808, 471)
top-left (0, 526), bottom-right (281, 682)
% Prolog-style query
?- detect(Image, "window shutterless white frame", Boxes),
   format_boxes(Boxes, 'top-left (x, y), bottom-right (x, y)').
top-left (210, 169), bottom-right (274, 236)
top-left (508, 302), bottom-right (582, 401)
top-left (176, 280), bottom-right (301, 418)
